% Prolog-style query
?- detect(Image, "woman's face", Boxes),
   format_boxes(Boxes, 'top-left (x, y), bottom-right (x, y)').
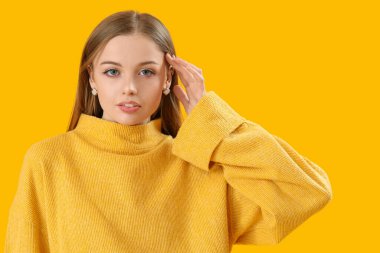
top-left (88, 34), bottom-right (172, 125)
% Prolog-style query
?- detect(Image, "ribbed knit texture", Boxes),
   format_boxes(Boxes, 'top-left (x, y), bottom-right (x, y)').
top-left (4, 90), bottom-right (333, 252)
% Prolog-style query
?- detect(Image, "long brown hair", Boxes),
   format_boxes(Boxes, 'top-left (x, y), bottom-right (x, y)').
top-left (66, 10), bottom-right (182, 137)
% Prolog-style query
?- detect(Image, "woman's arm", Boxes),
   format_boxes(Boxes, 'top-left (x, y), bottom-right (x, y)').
top-left (172, 90), bottom-right (333, 245)
top-left (5, 145), bottom-right (50, 252)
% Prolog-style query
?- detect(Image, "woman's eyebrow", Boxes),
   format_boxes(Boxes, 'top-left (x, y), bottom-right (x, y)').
top-left (100, 60), bottom-right (159, 67)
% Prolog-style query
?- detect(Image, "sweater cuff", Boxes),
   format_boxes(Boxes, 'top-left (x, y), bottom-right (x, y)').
top-left (172, 90), bottom-right (246, 172)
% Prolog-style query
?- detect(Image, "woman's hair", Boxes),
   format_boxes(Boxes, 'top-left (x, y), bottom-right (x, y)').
top-left (66, 10), bottom-right (182, 137)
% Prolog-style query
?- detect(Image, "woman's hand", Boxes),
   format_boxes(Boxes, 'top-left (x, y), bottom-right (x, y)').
top-left (165, 52), bottom-right (207, 115)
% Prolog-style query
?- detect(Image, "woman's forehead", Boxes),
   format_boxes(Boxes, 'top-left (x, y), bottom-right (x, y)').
top-left (94, 35), bottom-right (164, 67)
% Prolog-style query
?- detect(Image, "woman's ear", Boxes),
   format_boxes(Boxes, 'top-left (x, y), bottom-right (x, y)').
top-left (167, 65), bottom-right (174, 82)
top-left (87, 64), bottom-right (95, 84)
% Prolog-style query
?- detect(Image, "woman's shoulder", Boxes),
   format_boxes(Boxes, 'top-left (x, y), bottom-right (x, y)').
top-left (25, 131), bottom-right (75, 162)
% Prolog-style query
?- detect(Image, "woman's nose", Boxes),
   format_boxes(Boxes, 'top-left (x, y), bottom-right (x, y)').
top-left (122, 79), bottom-right (138, 94)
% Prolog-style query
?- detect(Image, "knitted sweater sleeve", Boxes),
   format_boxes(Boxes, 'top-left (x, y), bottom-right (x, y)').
top-left (5, 144), bottom-right (50, 252)
top-left (172, 90), bottom-right (333, 245)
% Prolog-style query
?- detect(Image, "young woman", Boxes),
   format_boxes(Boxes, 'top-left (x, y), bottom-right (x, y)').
top-left (5, 10), bottom-right (333, 253)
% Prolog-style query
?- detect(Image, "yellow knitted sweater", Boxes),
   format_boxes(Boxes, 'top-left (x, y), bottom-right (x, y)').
top-left (5, 91), bottom-right (333, 252)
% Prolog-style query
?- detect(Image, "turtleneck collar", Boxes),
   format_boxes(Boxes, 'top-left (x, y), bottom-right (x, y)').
top-left (72, 113), bottom-right (168, 155)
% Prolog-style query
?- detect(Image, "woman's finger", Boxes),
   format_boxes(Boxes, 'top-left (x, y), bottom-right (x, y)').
top-left (169, 54), bottom-right (204, 86)
top-left (165, 53), bottom-right (205, 103)
top-left (185, 64), bottom-right (204, 83)
top-left (167, 55), bottom-right (193, 86)
top-left (166, 54), bottom-right (199, 99)
top-left (175, 57), bottom-right (203, 75)
top-left (165, 53), bottom-right (207, 114)
top-left (173, 85), bottom-right (190, 112)
top-left (173, 60), bottom-right (203, 102)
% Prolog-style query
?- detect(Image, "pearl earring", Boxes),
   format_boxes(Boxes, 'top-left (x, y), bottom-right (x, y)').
top-left (89, 78), bottom-right (97, 96)
top-left (163, 83), bottom-right (170, 95)
top-left (162, 65), bottom-right (173, 95)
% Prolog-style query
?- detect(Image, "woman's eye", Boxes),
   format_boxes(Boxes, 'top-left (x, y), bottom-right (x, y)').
top-left (102, 68), bottom-right (155, 78)
top-left (139, 69), bottom-right (155, 77)
top-left (103, 69), bottom-right (119, 77)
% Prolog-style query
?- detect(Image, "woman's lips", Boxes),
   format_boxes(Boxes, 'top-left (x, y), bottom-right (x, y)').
top-left (117, 105), bottom-right (141, 113)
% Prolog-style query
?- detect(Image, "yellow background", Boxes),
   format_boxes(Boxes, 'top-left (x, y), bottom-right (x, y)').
top-left (1, 0), bottom-right (378, 252)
